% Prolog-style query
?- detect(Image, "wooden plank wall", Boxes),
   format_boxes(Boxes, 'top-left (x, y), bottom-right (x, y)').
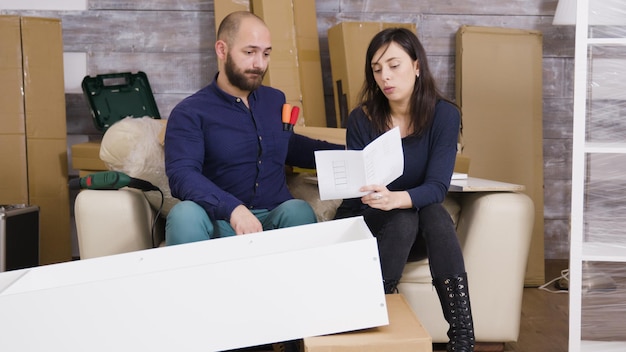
top-left (1, 0), bottom-right (574, 261)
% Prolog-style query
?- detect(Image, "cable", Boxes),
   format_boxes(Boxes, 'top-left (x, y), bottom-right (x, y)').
top-left (143, 188), bottom-right (165, 248)
top-left (538, 268), bottom-right (569, 294)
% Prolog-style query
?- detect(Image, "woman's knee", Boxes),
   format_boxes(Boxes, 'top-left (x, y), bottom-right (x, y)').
top-left (419, 203), bottom-right (454, 228)
top-left (381, 209), bottom-right (419, 229)
top-left (165, 201), bottom-right (214, 245)
top-left (365, 208), bottom-right (418, 242)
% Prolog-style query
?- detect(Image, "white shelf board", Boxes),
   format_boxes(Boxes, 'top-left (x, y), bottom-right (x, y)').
top-left (581, 340), bottom-right (626, 352)
top-left (588, 38), bottom-right (626, 45)
top-left (582, 242), bottom-right (626, 262)
top-left (585, 142), bottom-right (626, 153)
top-left (448, 177), bottom-right (524, 192)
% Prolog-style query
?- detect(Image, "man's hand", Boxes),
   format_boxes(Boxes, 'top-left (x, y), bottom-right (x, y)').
top-left (230, 204), bottom-right (263, 235)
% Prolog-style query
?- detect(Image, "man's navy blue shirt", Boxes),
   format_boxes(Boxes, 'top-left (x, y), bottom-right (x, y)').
top-left (165, 77), bottom-right (340, 222)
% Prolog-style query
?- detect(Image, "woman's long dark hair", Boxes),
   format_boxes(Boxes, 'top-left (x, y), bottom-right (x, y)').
top-left (358, 27), bottom-right (457, 136)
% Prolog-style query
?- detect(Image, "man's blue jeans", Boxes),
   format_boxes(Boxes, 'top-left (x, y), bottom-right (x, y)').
top-left (165, 199), bottom-right (317, 245)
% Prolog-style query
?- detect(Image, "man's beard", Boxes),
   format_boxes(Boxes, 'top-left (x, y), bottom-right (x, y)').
top-left (224, 53), bottom-right (265, 92)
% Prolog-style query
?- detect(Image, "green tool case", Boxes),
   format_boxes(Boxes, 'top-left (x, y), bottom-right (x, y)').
top-left (81, 71), bottom-right (160, 132)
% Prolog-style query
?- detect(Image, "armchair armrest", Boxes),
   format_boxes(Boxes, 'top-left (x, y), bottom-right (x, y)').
top-left (456, 191), bottom-right (534, 341)
top-left (399, 191), bottom-right (534, 343)
top-left (74, 189), bottom-right (157, 259)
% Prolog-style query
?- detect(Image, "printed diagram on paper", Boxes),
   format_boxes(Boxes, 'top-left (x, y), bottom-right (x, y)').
top-left (314, 127), bottom-right (404, 200)
top-left (331, 160), bottom-right (349, 191)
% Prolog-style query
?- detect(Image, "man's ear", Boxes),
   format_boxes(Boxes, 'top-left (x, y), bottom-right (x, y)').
top-left (215, 40), bottom-right (227, 61)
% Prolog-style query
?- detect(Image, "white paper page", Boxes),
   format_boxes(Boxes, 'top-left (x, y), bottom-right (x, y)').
top-left (362, 127), bottom-right (403, 186)
top-left (314, 127), bottom-right (403, 200)
top-left (314, 150), bottom-right (366, 200)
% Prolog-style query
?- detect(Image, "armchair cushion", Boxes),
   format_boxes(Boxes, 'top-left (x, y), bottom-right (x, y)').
top-left (99, 116), bottom-right (179, 216)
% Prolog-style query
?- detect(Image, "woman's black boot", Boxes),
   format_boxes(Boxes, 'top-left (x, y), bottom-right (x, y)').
top-left (433, 272), bottom-right (475, 352)
top-left (383, 279), bottom-right (399, 294)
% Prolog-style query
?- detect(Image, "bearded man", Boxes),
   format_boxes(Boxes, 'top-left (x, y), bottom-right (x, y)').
top-left (164, 11), bottom-right (341, 244)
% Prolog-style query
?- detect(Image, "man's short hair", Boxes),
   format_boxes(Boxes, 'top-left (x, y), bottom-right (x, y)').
top-left (217, 11), bottom-right (264, 45)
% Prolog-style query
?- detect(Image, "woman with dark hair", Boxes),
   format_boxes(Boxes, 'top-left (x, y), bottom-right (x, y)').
top-left (334, 27), bottom-right (475, 352)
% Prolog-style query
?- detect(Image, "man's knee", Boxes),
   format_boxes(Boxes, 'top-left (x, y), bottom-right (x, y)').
top-left (274, 199), bottom-right (317, 227)
top-left (166, 201), bottom-right (213, 245)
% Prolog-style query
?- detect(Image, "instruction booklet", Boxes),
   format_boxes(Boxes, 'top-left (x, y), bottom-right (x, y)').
top-left (314, 127), bottom-right (404, 200)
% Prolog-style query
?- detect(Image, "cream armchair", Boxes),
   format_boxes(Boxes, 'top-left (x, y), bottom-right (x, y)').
top-left (74, 117), bottom-right (534, 350)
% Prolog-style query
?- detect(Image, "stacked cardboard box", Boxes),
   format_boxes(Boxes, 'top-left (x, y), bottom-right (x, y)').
top-left (251, 0), bottom-right (303, 115)
top-left (0, 16), bottom-right (71, 265)
top-left (70, 142), bottom-right (108, 177)
top-left (328, 22), bottom-right (416, 128)
top-left (213, 0), bottom-right (250, 33)
top-left (291, 0), bottom-right (326, 128)
top-left (0, 16), bottom-right (29, 204)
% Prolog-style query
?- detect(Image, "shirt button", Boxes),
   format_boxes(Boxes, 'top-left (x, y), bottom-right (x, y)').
top-left (259, 136), bottom-right (263, 141)
top-left (255, 182), bottom-right (259, 188)
top-left (258, 160), bottom-right (262, 164)
top-left (236, 98), bottom-right (241, 103)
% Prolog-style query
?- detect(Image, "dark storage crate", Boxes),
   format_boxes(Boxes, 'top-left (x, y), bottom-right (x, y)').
top-left (0, 204), bottom-right (39, 272)
top-left (81, 71), bottom-right (160, 132)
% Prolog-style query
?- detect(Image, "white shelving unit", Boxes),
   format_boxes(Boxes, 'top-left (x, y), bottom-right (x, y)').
top-left (569, 0), bottom-right (626, 351)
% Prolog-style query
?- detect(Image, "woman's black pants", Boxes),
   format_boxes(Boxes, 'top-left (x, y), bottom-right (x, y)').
top-left (336, 203), bottom-right (466, 284)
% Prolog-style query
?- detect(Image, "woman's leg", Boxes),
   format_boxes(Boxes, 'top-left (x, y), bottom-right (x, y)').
top-left (419, 203), bottom-right (475, 352)
top-left (361, 208), bottom-right (419, 294)
top-left (418, 203), bottom-right (465, 277)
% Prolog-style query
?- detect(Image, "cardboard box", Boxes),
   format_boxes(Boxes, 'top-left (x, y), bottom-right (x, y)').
top-left (0, 16), bottom-right (25, 135)
top-left (304, 294), bottom-right (432, 352)
top-left (213, 0), bottom-right (250, 33)
top-left (213, 1), bottom-right (252, 95)
top-left (27, 139), bottom-right (69, 198)
top-left (0, 15), bottom-right (71, 264)
top-left (78, 169), bottom-right (105, 178)
top-left (252, 0), bottom-right (302, 105)
top-left (27, 138), bottom-right (72, 263)
top-left (294, 126), bottom-right (346, 146)
top-left (454, 154), bottom-right (471, 174)
top-left (21, 16), bottom-right (67, 140)
top-left (0, 135), bottom-right (28, 204)
top-left (292, 0), bottom-right (326, 127)
top-left (71, 141), bottom-right (108, 171)
top-left (0, 16), bottom-right (28, 204)
top-left (455, 25), bottom-right (544, 286)
top-left (0, 217), bottom-right (388, 352)
top-left (328, 22), bottom-right (416, 127)
top-left (23, 16), bottom-right (71, 265)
